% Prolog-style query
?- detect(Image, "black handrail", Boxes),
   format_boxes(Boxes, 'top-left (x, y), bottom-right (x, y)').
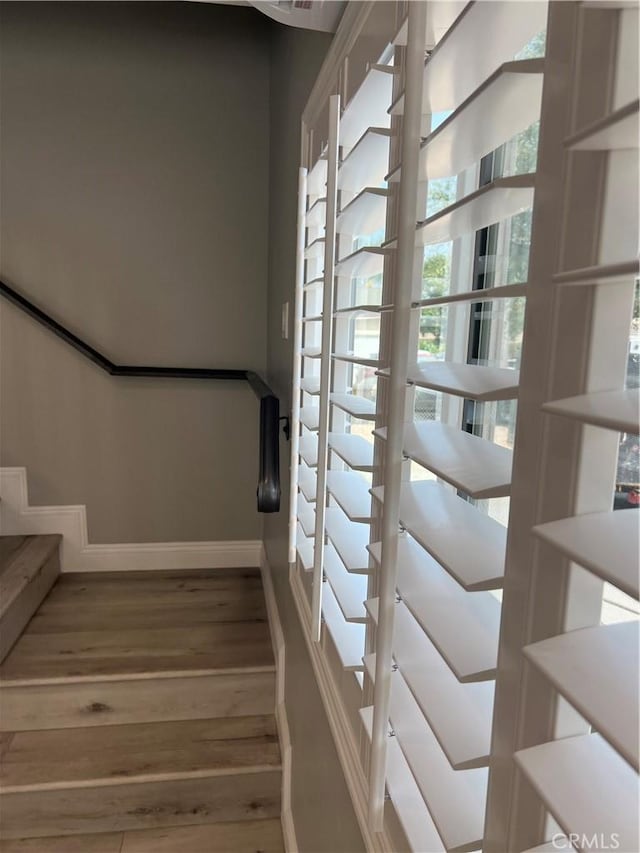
top-left (0, 279), bottom-right (282, 513)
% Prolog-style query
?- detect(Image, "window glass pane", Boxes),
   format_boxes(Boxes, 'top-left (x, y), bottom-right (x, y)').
top-left (514, 29), bottom-right (547, 59)
top-left (353, 272), bottom-right (383, 306)
top-left (503, 122), bottom-right (540, 177)
top-left (353, 226), bottom-right (385, 252)
top-left (419, 305), bottom-right (448, 360)
top-left (426, 176), bottom-right (457, 218)
top-left (422, 243), bottom-right (453, 300)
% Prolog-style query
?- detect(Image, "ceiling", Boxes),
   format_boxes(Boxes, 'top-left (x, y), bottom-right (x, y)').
top-left (187, 0), bottom-right (346, 32)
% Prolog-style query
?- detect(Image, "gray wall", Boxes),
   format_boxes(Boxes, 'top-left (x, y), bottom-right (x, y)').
top-left (0, 3), bottom-right (365, 847)
top-left (265, 23), bottom-right (366, 853)
top-left (0, 2), bottom-right (270, 542)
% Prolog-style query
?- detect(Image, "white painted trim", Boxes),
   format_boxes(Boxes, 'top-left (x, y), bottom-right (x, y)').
top-left (260, 548), bottom-right (298, 853)
top-left (303, 1), bottom-right (376, 128)
top-left (289, 564), bottom-right (395, 853)
top-left (0, 467), bottom-right (261, 572)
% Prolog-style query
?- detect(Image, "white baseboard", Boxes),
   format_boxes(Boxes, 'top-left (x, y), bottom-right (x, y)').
top-left (289, 564), bottom-right (394, 853)
top-left (0, 467), bottom-right (261, 572)
top-left (260, 548), bottom-right (298, 853)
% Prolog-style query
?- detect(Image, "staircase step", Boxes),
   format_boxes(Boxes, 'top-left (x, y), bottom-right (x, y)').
top-left (0, 535), bottom-right (61, 663)
top-left (0, 716), bottom-right (281, 839)
top-left (0, 670), bottom-right (276, 731)
top-left (0, 817), bottom-right (284, 852)
top-left (0, 568), bottom-right (274, 684)
top-left (29, 572), bottom-right (268, 633)
top-left (0, 569), bottom-right (276, 729)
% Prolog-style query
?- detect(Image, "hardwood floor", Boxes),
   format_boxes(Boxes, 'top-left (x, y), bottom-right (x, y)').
top-left (0, 560), bottom-right (283, 850)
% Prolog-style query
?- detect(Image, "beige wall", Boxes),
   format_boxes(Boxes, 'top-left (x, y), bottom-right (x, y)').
top-left (0, 2), bottom-right (270, 542)
top-left (265, 22), bottom-right (366, 853)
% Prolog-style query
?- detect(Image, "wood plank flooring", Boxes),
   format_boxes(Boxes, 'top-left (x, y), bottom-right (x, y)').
top-left (1, 715), bottom-right (279, 792)
top-left (0, 566), bottom-right (283, 848)
top-left (0, 671), bottom-right (276, 732)
top-left (0, 568), bottom-right (274, 683)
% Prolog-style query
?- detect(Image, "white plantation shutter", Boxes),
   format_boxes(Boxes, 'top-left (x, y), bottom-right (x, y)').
top-left (290, 3), bottom-right (639, 851)
top-left (484, 3), bottom-right (640, 851)
top-left (364, 1), bottom-right (549, 844)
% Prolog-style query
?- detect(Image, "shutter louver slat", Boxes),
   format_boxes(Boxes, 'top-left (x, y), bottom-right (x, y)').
top-left (321, 584), bottom-right (365, 671)
top-left (303, 275), bottom-right (324, 290)
top-left (334, 304), bottom-right (392, 317)
top-left (389, 670), bottom-right (488, 852)
top-left (360, 705), bottom-right (447, 853)
top-left (325, 507), bottom-right (371, 574)
top-left (304, 236), bottom-right (325, 260)
top-left (389, 60), bottom-right (544, 183)
top-left (515, 735), bottom-right (640, 853)
top-left (327, 470), bottom-right (372, 523)
top-left (296, 523), bottom-right (313, 572)
top-left (394, 548), bottom-right (501, 682)
top-left (367, 567), bottom-right (500, 684)
top-left (338, 127), bottom-right (392, 192)
top-left (306, 197), bottom-right (327, 227)
top-left (300, 346), bottom-right (322, 359)
top-left (390, 0), bottom-right (548, 115)
top-left (339, 65), bottom-right (394, 152)
top-left (375, 421), bottom-right (513, 498)
top-left (336, 188), bottom-right (388, 236)
top-left (306, 157), bottom-right (327, 199)
top-left (414, 175), bottom-right (535, 247)
top-left (328, 433), bottom-right (375, 471)
top-left (533, 510), bottom-right (640, 600)
top-left (298, 433), bottom-right (318, 467)
top-left (298, 465), bottom-right (317, 502)
top-left (332, 352), bottom-right (382, 368)
top-left (393, 2), bottom-right (467, 50)
top-left (335, 246), bottom-right (389, 277)
top-left (387, 604), bottom-right (495, 770)
top-left (324, 544), bottom-right (367, 623)
top-left (299, 406), bottom-right (320, 431)
top-left (371, 482), bottom-right (506, 590)
top-left (300, 376), bottom-right (321, 395)
top-left (565, 98), bottom-right (639, 150)
top-left (524, 622), bottom-right (639, 770)
top-left (330, 393), bottom-right (377, 420)
top-left (542, 388), bottom-right (640, 434)
top-left (297, 495), bottom-right (315, 538)
top-left (403, 361), bottom-right (520, 402)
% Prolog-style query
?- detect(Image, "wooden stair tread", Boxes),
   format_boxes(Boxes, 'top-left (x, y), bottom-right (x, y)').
top-left (0, 535), bottom-right (61, 617)
top-left (0, 716), bottom-right (281, 793)
top-left (0, 570), bottom-right (275, 683)
top-left (26, 591), bottom-right (268, 632)
top-left (0, 818), bottom-right (285, 852)
top-left (0, 621), bottom-right (275, 683)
